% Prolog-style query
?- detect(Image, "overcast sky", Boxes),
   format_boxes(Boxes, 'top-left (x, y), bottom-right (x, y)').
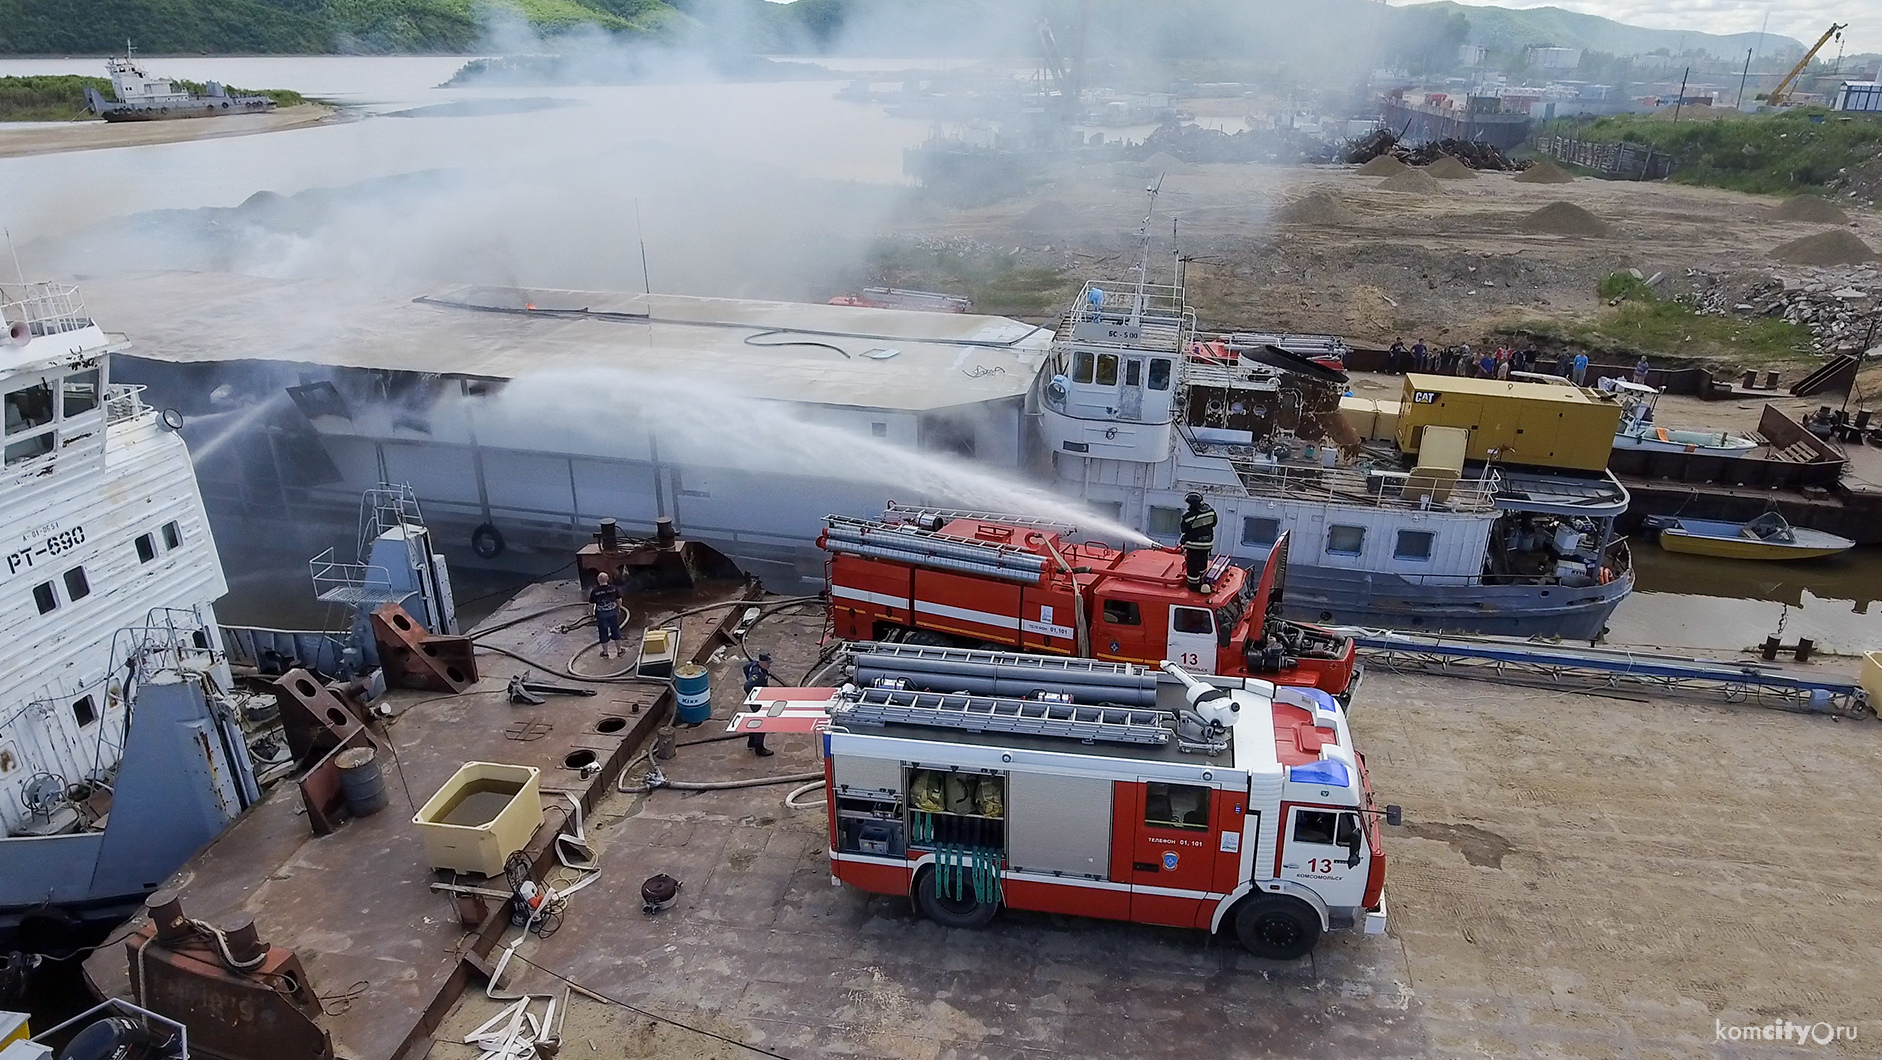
top-left (1385, 1), bottom-right (1881, 56)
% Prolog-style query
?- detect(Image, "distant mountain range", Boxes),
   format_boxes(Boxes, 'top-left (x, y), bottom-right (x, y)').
top-left (1405, 2), bottom-right (1802, 59)
top-left (0, 0), bottom-right (1812, 61)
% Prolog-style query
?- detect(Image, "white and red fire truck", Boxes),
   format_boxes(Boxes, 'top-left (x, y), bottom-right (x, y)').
top-left (819, 509), bottom-right (1359, 698)
top-left (730, 644), bottom-right (1394, 959)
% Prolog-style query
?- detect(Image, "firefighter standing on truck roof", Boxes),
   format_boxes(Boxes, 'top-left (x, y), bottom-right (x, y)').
top-left (1180, 492), bottom-right (1218, 592)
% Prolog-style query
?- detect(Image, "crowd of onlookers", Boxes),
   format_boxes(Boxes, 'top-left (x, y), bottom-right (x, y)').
top-left (1382, 339), bottom-right (1649, 388)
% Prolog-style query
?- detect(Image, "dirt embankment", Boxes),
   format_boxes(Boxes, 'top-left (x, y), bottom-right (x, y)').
top-left (0, 104), bottom-right (338, 159)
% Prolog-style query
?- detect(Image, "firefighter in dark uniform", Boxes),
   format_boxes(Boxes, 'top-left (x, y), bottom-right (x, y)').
top-left (742, 652), bottom-right (776, 757)
top-left (1179, 491), bottom-right (1218, 592)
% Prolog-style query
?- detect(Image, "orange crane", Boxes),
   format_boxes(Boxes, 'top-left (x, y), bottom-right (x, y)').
top-left (1765, 23), bottom-right (1847, 107)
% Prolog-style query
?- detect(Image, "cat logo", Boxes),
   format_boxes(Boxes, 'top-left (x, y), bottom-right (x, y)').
top-left (1412, 390), bottom-right (1440, 404)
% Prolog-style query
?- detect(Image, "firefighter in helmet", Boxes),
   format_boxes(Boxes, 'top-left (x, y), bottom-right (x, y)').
top-left (1179, 491), bottom-right (1218, 592)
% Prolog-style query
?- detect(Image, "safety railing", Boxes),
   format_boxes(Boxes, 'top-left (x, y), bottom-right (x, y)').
top-left (0, 282), bottom-right (92, 338)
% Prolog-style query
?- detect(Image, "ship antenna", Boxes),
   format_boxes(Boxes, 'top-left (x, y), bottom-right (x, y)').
top-left (4, 229), bottom-right (24, 287)
top-left (1131, 176), bottom-right (1161, 326)
top-left (634, 197), bottom-right (651, 297)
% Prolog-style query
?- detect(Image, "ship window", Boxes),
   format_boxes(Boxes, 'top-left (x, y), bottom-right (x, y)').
top-left (61, 371), bottom-right (100, 418)
top-left (1101, 599), bottom-right (1140, 625)
top-left (72, 695), bottom-right (96, 727)
top-left (1394, 530), bottom-right (1435, 561)
top-left (1145, 782), bottom-right (1210, 830)
top-left (1125, 360), bottom-right (1142, 387)
top-left (135, 534), bottom-right (156, 562)
top-left (1147, 506), bottom-right (1182, 538)
top-left (1072, 351), bottom-right (1095, 383)
top-left (1095, 354), bottom-right (1119, 386)
top-left (4, 435), bottom-right (54, 465)
top-left (1172, 606), bottom-right (1213, 635)
top-left (1293, 810), bottom-right (1337, 845)
top-left (1326, 525), bottom-right (1366, 556)
top-left (32, 582), bottom-right (56, 614)
top-left (1148, 358), bottom-right (1171, 391)
top-left (63, 567), bottom-right (90, 601)
top-left (1242, 517), bottom-right (1280, 547)
top-left (162, 522), bottom-right (181, 550)
top-left (5, 381), bottom-right (54, 435)
top-left (870, 422), bottom-right (887, 438)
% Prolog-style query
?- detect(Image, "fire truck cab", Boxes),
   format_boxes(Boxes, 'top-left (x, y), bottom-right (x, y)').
top-left (738, 647), bottom-right (1392, 959)
top-left (821, 511), bottom-right (1358, 697)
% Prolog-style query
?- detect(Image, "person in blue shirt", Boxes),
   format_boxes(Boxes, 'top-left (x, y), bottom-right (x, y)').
top-left (588, 572), bottom-right (625, 660)
top-left (1572, 352), bottom-right (1590, 385)
top-left (742, 652), bottom-right (776, 757)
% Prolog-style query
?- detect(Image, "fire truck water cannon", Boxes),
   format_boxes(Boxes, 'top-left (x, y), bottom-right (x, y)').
top-left (1158, 659), bottom-right (1242, 735)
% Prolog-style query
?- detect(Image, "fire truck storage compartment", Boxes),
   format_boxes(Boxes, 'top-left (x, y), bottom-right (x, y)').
top-left (1005, 771), bottom-right (1113, 878)
top-left (907, 765), bottom-right (1006, 857)
top-left (834, 755), bottom-right (906, 857)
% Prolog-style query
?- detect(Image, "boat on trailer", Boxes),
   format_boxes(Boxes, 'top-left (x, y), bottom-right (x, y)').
top-left (1652, 512), bottom-right (1855, 561)
top-left (1602, 378), bottom-right (1760, 455)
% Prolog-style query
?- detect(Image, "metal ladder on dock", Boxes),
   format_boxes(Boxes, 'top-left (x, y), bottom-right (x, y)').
top-left (837, 686), bottom-right (1172, 745)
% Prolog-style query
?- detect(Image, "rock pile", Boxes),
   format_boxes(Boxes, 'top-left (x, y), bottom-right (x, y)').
top-left (1357, 154), bottom-right (1410, 176)
top-left (1691, 263), bottom-right (1882, 354)
top-left (1513, 160), bottom-right (1574, 184)
top-left (1277, 190), bottom-right (1356, 226)
top-left (1770, 195), bottom-right (1851, 224)
top-left (1425, 156), bottom-right (1478, 180)
top-left (1378, 170), bottom-right (1444, 194)
top-left (1520, 201), bottom-right (1611, 237)
top-left (1769, 230), bottom-right (1876, 265)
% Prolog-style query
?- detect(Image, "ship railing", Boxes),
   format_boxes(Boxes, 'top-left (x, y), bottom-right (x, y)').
top-left (1054, 279), bottom-right (1194, 352)
top-left (310, 549), bottom-right (411, 608)
top-left (104, 383), bottom-right (150, 425)
top-left (0, 282), bottom-right (93, 339)
top-left (1214, 451), bottom-right (1502, 514)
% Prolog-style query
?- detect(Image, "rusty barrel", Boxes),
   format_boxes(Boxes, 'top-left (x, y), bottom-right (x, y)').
top-left (335, 746), bottom-right (388, 817)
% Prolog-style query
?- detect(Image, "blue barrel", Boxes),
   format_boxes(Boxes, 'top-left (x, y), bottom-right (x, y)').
top-left (335, 747), bottom-right (388, 817)
top-left (674, 663), bottom-right (712, 726)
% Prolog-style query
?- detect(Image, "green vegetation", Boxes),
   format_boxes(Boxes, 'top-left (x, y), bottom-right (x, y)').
top-left (1507, 272), bottom-right (1815, 368)
top-left (0, 74), bottom-right (305, 121)
top-left (1540, 110), bottom-right (1882, 196)
top-left (0, 75), bottom-right (114, 121)
top-left (864, 238), bottom-right (1074, 320)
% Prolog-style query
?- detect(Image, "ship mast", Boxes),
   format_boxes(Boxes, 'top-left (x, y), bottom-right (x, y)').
top-left (1129, 177), bottom-right (1161, 327)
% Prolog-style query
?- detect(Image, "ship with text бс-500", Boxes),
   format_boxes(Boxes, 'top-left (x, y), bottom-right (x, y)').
top-left (1032, 219), bottom-right (1633, 640)
top-left (0, 281), bottom-right (258, 952)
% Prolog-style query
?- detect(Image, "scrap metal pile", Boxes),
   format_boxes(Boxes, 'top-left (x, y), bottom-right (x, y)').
top-left (1136, 121), bottom-right (1315, 164)
top-left (1343, 129), bottom-right (1530, 171)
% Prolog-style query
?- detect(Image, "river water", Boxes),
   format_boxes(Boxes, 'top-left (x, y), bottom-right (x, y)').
top-left (3, 55), bottom-right (1876, 657)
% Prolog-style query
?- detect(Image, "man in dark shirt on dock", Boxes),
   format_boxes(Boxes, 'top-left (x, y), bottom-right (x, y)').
top-left (588, 572), bottom-right (626, 660)
top-left (1179, 492), bottom-right (1218, 593)
top-left (742, 652), bottom-right (776, 757)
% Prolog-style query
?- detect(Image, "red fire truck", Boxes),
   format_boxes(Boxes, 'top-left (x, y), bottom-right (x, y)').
top-left (819, 511), bottom-right (1358, 698)
top-left (730, 647), bottom-right (1394, 958)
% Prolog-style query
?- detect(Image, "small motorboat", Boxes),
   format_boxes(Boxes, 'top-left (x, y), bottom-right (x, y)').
top-left (1604, 379), bottom-right (1760, 455)
top-left (1652, 511), bottom-right (1855, 561)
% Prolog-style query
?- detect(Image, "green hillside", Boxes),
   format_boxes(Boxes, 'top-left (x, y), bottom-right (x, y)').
top-left (1403, 1), bottom-right (1802, 59)
top-left (1542, 109), bottom-right (1882, 196)
top-left (0, 0), bottom-right (684, 54)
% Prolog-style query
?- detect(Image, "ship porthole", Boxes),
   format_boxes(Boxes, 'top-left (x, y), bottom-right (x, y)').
top-left (471, 523), bottom-right (505, 559)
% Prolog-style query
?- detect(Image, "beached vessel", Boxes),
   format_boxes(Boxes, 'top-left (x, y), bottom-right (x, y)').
top-left (0, 281), bottom-right (256, 947)
top-left (1604, 379), bottom-right (1760, 455)
top-left (1653, 512), bottom-right (1855, 561)
top-left (83, 53), bottom-right (276, 122)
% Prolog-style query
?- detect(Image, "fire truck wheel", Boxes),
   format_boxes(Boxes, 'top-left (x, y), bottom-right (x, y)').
top-left (1233, 896), bottom-right (1320, 960)
top-left (912, 868), bottom-right (999, 928)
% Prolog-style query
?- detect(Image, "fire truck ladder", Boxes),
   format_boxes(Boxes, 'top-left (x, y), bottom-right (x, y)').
top-left (1347, 629), bottom-right (1872, 718)
top-left (853, 641), bottom-right (1146, 679)
top-left (836, 686), bottom-right (1171, 746)
top-left (882, 502), bottom-right (1080, 535)
top-left (824, 515), bottom-right (1051, 584)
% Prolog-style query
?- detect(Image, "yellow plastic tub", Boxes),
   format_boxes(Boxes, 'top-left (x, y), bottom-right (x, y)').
top-left (413, 762), bottom-right (543, 877)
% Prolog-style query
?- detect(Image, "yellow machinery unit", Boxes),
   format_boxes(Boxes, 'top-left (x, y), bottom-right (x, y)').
top-left (1396, 374), bottom-right (1622, 472)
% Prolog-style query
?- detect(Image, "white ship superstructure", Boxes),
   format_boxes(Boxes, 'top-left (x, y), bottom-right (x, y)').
top-left (1035, 277), bottom-right (1633, 640)
top-left (0, 281), bottom-right (251, 939)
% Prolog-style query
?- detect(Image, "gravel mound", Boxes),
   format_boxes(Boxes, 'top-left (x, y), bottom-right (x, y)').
top-left (1513, 160), bottom-right (1574, 184)
top-left (1356, 155), bottom-right (1410, 177)
top-left (1769, 229), bottom-right (1877, 265)
top-left (1520, 201), bottom-right (1612, 237)
top-left (1276, 190), bottom-right (1355, 225)
top-left (1379, 170), bottom-right (1443, 194)
top-left (1425, 156), bottom-right (1478, 180)
top-left (1770, 195), bottom-right (1851, 224)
